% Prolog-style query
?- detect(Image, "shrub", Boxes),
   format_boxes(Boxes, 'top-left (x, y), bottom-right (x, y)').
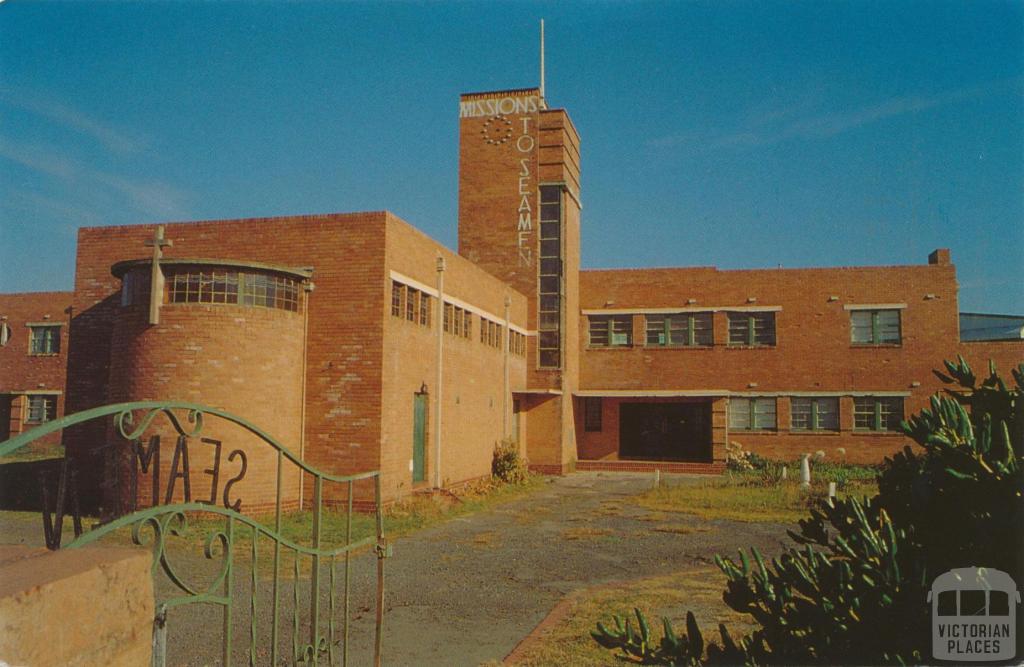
top-left (492, 438), bottom-right (528, 484)
top-left (724, 441), bottom-right (753, 472)
top-left (593, 358), bottom-right (1023, 665)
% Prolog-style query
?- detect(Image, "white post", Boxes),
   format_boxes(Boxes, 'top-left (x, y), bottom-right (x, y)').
top-left (781, 466), bottom-right (788, 481)
top-left (653, 469), bottom-right (661, 489)
top-left (434, 256), bottom-right (446, 489)
top-left (828, 481), bottom-right (837, 499)
top-left (800, 454), bottom-right (811, 489)
top-left (502, 295), bottom-right (511, 439)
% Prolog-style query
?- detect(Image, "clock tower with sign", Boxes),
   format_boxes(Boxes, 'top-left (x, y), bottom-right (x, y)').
top-left (457, 85), bottom-right (582, 474)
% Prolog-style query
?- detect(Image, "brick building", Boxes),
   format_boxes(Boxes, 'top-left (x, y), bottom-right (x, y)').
top-left (1, 84), bottom-right (1021, 509)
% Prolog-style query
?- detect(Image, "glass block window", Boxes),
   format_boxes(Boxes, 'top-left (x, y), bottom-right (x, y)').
top-left (727, 312), bottom-right (776, 346)
top-left (729, 398), bottom-right (777, 430)
top-left (851, 309), bottom-right (901, 345)
top-left (853, 396), bottom-right (904, 431)
top-left (646, 312), bottom-right (713, 347)
top-left (584, 397), bottom-right (602, 432)
top-left (29, 325), bottom-right (61, 355)
top-left (538, 184), bottom-right (563, 368)
top-left (791, 397), bottom-right (839, 431)
top-left (589, 315), bottom-right (632, 347)
top-left (26, 395), bottom-right (56, 423)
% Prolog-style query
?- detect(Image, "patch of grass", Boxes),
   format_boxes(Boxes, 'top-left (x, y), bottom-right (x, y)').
top-left (0, 474), bottom-right (545, 560)
top-left (561, 527), bottom-right (612, 541)
top-left (464, 530), bottom-right (502, 547)
top-left (637, 473), bottom-right (878, 524)
top-left (510, 567), bottom-right (754, 666)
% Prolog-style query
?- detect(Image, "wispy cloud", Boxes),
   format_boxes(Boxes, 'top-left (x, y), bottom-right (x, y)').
top-left (0, 89), bottom-right (147, 155)
top-left (0, 135), bottom-right (191, 220)
top-left (648, 77), bottom-right (1023, 150)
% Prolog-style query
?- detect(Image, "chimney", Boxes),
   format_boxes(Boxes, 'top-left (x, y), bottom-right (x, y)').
top-left (928, 248), bottom-right (951, 266)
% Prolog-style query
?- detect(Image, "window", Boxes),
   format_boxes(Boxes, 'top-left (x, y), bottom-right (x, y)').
top-left (167, 270), bottom-right (299, 312)
top-left (727, 312), bottom-right (776, 346)
top-left (391, 281), bottom-right (403, 317)
top-left (729, 398), bottom-right (777, 430)
top-left (791, 397), bottom-right (839, 431)
top-left (646, 313), bottom-right (712, 347)
top-left (419, 294), bottom-right (431, 327)
top-left (854, 396), bottom-right (904, 431)
top-left (589, 315), bottom-right (632, 347)
top-left (443, 303), bottom-right (453, 333)
top-left (584, 397), bottom-right (602, 432)
top-left (510, 331), bottom-right (526, 356)
top-left (26, 395), bottom-right (56, 423)
top-left (406, 288), bottom-right (417, 321)
top-left (29, 325), bottom-right (61, 355)
top-left (462, 310), bottom-right (472, 339)
top-left (538, 184), bottom-right (563, 368)
top-left (851, 309), bottom-right (901, 345)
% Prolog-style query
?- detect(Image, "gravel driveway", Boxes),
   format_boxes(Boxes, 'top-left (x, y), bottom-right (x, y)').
top-left (4, 472), bottom-right (792, 665)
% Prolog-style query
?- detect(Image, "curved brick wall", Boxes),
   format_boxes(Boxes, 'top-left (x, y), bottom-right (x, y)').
top-left (106, 297), bottom-right (305, 514)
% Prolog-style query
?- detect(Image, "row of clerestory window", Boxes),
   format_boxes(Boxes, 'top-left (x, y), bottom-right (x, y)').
top-left (390, 280), bottom-right (525, 356)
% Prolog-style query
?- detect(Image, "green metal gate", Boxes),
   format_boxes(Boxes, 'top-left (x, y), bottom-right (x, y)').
top-left (0, 401), bottom-right (389, 666)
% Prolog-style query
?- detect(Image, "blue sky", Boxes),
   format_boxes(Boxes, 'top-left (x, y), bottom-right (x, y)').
top-left (1, 1), bottom-right (1021, 313)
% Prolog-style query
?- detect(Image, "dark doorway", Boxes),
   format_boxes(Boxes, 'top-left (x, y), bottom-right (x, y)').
top-left (619, 402), bottom-right (712, 462)
top-left (412, 392), bottom-right (427, 483)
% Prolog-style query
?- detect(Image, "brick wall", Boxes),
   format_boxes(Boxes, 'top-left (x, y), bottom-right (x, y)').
top-left (380, 214), bottom-right (528, 501)
top-left (105, 297), bottom-right (305, 512)
top-left (0, 291), bottom-right (72, 447)
top-left (577, 257), bottom-right (1022, 462)
top-left (66, 213), bottom-right (388, 508)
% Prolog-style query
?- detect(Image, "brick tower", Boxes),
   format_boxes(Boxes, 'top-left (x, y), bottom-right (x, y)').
top-left (457, 86), bottom-right (582, 472)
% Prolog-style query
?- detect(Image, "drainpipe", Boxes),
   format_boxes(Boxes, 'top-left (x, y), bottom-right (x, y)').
top-left (434, 256), bottom-right (446, 489)
top-left (502, 295), bottom-right (511, 439)
top-left (299, 279), bottom-right (313, 509)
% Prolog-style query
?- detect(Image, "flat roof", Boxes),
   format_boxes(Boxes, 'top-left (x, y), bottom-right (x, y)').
top-left (111, 258), bottom-right (314, 280)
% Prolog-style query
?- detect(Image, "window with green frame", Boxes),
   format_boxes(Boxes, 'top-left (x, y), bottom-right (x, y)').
top-left (728, 397), bottom-right (777, 430)
top-left (790, 397), bottom-right (839, 431)
top-left (645, 312), bottom-right (712, 347)
top-left (727, 312), bottom-right (776, 346)
top-left (589, 315), bottom-right (632, 347)
top-left (853, 396), bottom-right (904, 431)
top-left (850, 309), bottom-right (901, 345)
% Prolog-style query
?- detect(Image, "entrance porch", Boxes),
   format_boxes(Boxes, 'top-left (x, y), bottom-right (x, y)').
top-left (574, 392), bottom-right (728, 471)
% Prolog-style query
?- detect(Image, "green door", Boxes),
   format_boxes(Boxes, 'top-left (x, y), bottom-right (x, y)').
top-left (412, 393), bottom-right (427, 483)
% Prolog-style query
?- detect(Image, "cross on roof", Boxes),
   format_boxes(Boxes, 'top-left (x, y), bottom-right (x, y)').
top-left (144, 225), bottom-right (172, 260)
top-left (144, 225), bottom-right (172, 325)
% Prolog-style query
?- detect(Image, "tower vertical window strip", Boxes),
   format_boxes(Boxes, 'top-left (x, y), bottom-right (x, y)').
top-left (538, 185), bottom-right (562, 368)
